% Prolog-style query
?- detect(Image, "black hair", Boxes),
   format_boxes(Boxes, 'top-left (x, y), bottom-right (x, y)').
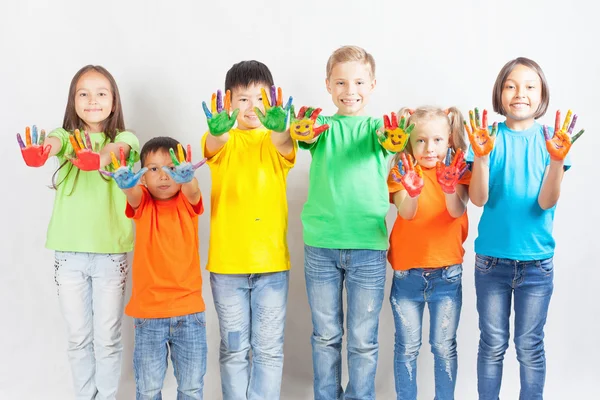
top-left (225, 60), bottom-right (274, 93)
top-left (140, 136), bottom-right (183, 166)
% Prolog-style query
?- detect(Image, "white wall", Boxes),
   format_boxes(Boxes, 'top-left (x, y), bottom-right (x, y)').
top-left (1, 0), bottom-right (598, 398)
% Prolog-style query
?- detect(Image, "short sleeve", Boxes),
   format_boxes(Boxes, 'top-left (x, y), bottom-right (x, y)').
top-left (183, 194), bottom-right (204, 216)
top-left (114, 131), bottom-right (140, 162)
top-left (388, 165), bottom-right (405, 194)
top-left (202, 131), bottom-right (229, 164)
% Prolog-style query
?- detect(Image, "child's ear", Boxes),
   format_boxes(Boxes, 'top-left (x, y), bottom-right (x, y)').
top-left (325, 79), bottom-right (332, 94)
top-left (140, 174), bottom-right (147, 186)
top-left (370, 78), bottom-right (377, 90)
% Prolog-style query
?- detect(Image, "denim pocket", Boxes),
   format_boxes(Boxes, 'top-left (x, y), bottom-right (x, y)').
top-left (536, 257), bottom-right (554, 275)
top-left (443, 264), bottom-right (463, 283)
top-left (134, 318), bottom-right (147, 328)
top-left (475, 254), bottom-right (496, 273)
top-left (193, 312), bottom-right (207, 327)
top-left (393, 270), bottom-right (409, 280)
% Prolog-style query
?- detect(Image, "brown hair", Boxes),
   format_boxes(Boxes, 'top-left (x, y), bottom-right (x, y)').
top-left (392, 106), bottom-right (467, 167)
top-left (326, 45), bottom-right (376, 79)
top-left (52, 65), bottom-right (126, 191)
top-left (492, 57), bottom-right (550, 118)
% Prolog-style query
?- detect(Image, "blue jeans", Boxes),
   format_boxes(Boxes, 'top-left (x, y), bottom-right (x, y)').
top-left (54, 251), bottom-right (129, 400)
top-left (390, 265), bottom-right (463, 400)
top-left (475, 255), bottom-right (554, 400)
top-left (133, 313), bottom-right (207, 399)
top-left (210, 271), bottom-right (289, 400)
top-left (304, 244), bottom-right (387, 400)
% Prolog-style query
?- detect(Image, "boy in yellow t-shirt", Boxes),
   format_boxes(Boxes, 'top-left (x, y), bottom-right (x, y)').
top-left (201, 60), bottom-right (294, 400)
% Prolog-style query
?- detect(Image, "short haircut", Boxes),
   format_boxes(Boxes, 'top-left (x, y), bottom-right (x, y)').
top-left (326, 45), bottom-right (376, 79)
top-left (492, 57), bottom-right (550, 119)
top-left (225, 60), bottom-right (274, 93)
top-left (140, 136), bottom-right (183, 166)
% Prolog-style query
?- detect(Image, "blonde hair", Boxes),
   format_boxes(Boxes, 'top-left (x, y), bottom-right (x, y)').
top-left (392, 106), bottom-right (467, 166)
top-left (326, 45), bottom-right (376, 79)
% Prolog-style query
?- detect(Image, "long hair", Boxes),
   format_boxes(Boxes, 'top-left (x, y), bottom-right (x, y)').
top-left (52, 65), bottom-right (126, 191)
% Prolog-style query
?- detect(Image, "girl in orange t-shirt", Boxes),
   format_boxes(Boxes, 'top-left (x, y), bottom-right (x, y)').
top-left (386, 106), bottom-right (470, 400)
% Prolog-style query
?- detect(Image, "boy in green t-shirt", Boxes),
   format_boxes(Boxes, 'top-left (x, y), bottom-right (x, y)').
top-left (296, 45), bottom-right (400, 400)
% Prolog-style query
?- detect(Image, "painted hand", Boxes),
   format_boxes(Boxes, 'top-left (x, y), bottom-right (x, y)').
top-left (99, 147), bottom-right (147, 189)
top-left (543, 109), bottom-right (584, 161)
top-left (377, 112), bottom-right (414, 152)
top-left (254, 86), bottom-right (293, 133)
top-left (202, 89), bottom-right (239, 136)
top-left (464, 108), bottom-right (497, 157)
top-left (17, 125), bottom-right (50, 167)
top-left (436, 148), bottom-right (468, 194)
top-left (162, 144), bottom-right (207, 184)
top-left (67, 129), bottom-right (101, 171)
top-left (392, 153), bottom-right (424, 198)
top-left (289, 106), bottom-right (329, 141)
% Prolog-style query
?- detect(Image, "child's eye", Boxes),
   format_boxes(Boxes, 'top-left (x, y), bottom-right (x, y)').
top-left (416, 139), bottom-right (425, 143)
top-left (150, 167), bottom-right (158, 172)
top-left (79, 93), bottom-right (87, 97)
top-left (336, 82), bottom-right (344, 86)
top-left (356, 81), bottom-right (364, 85)
top-left (527, 86), bottom-right (535, 89)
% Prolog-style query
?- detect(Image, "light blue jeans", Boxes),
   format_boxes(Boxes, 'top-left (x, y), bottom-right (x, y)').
top-left (54, 251), bottom-right (129, 400)
top-left (210, 271), bottom-right (289, 400)
top-left (475, 255), bottom-right (554, 400)
top-left (133, 313), bottom-right (207, 399)
top-left (390, 265), bottom-right (463, 400)
top-left (304, 244), bottom-right (387, 400)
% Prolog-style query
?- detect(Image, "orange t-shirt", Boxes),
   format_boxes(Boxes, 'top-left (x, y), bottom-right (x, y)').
top-left (388, 165), bottom-right (471, 271)
top-left (124, 187), bottom-right (205, 318)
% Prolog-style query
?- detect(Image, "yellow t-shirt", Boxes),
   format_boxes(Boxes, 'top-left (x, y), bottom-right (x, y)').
top-left (202, 128), bottom-right (296, 274)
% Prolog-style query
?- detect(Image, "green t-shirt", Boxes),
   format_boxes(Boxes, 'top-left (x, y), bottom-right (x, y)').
top-left (45, 128), bottom-right (140, 253)
top-left (299, 114), bottom-right (391, 250)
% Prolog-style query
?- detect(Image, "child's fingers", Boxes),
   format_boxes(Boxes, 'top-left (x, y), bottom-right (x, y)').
top-left (193, 158), bottom-right (207, 170)
top-left (75, 130), bottom-right (85, 149)
top-left (399, 116), bottom-right (406, 131)
top-left (474, 108), bottom-right (481, 128)
top-left (567, 114), bottom-right (578, 134)
top-left (85, 131), bottom-right (93, 150)
top-left (445, 148), bottom-right (452, 166)
top-left (405, 123), bottom-right (415, 134)
top-left (211, 93), bottom-right (217, 114)
top-left (391, 112), bottom-right (398, 129)
top-left (186, 144), bottom-right (192, 163)
top-left (311, 108), bottom-right (323, 121)
top-left (230, 108), bottom-right (240, 122)
top-left (314, 124), bottom-right (329, 136)
top-left (99, 169), bottom-right (114, 178)
top-left (16, 133), bottom-right (26, 149)
top-left (284, 96), bottom-right (293, 111)
top-left (270, 86), bottom-right (277, 108)
top-left (276, 87), bottom-right (283, 107)
top-left (468, 110), bottom-right (477, 132)
top-left (261, 88), bottom-right (270, 110)
top-left (297, 106), bottom-right (307, 119)
top-left (69, 135), bottom-right (81, 152)
top-left (202, 101), bottom-right (213, 119)
top-left (120, 147), bottom-right (126, 166)
top-left (561, 109), bottom-right (573, 133)
top-left (128, 149), bottom-right (136, 169)
top-left (216, 90), bottom-right (223, 113)
top-left (543, 125), bottom-right (551, 141)
top-left (490, 122), bottom-right (498, 137)
top-left (571, 129), bottom-right (585, 144)
top-left (415, 164), bottom-right (423, 177)
top-left (224, 90), bottom-right (231, 113)
top-left (169, 148), bottom-right (180, 166)
top-left (463, 120), bottom-right (473, 137)
top-left (482, 109), bottom-right (488, 130)
top-left (111, 151), bottom-right (120, 169)
top-left (384, 114), bottom-right (391, 130)
top-left (254, 107), bottom-right (266, 122)
top-left (25, 126), bottom-right (32, 146)
top-left (177, 144), bottom-right (185, 163)
top-left (554, 110), bottom-right (561, 133)
top-left (42, 145), bottom-right (51, 158)
top-left (39, 129), bottom-right (46, 145)
top-left (32, 125), bottom-right (38, 145)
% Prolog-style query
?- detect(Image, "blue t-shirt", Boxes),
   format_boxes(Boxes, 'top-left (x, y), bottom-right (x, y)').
top-left (466, 121), bottom-right (571, 260)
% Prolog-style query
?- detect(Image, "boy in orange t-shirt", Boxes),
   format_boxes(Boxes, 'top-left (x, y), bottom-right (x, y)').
top-left (387, 106), bottom-right (470, 400)
top-left (103, 136), bottom-right (207, 399)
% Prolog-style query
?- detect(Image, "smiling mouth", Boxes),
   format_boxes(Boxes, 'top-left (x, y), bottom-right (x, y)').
top-left (295, 130), bottom-right (310, 136)
top-left (553, 143), bottom-right (564, 150)
top-left (478, 139), bottom-right (488, 146)
top-left (391, 139), bottom-right (401, 145)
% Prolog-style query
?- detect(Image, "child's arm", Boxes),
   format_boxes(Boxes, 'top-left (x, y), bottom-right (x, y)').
top-left (181, 177), bottom-right (202, 205)
top-left (122, 185), bottom-right (144, 209)
top-left (100, 143), bottom-right (132, 169)
top-left (203, 90), bottom-right (238, 156)
top-left (468, 155), bottom-right (489, 206)
top-left (538, 161), bottom-right (565, 210)
top-left (270, 130), bottom-right (294, 158)
top-left (393, 190), bottom-right (419, 220)
top-left (445, 184), bottom-right (469, 218)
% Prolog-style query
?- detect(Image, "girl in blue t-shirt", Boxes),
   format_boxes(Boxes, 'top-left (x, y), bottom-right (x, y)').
top-left (466, 57), bottom-right (584, 400)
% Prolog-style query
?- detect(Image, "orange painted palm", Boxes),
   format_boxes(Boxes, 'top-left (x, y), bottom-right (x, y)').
top-left (543, 110), bottom-right (584, 161)
top-left (464, 108), bottom-right (497, 157)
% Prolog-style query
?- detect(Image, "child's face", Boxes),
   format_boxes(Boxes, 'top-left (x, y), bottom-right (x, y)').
top-left (408, 117), bottom-right (451, 169)
top-left (501, 64), bottom-right (542, 126)
top-left (74, 70), bottom-right (114, 133)
top-left (140, 150), bottom-right (181, 200)
top-left (326, 61), bottom-right (375, 117)
top-left (230, 83), bottom-right (268, 130)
